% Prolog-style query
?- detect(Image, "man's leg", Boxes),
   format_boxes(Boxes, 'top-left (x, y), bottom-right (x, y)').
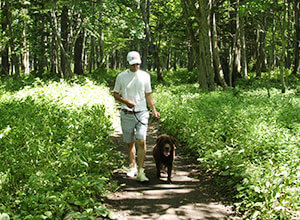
top-left (126, 141), bottom-right (138, 177)
top-left (136, 139), bottom-right (149, 182)
top-left (136, 139), bottom-right (146, 170)
top-left (127, 141), bottom-right (136, 167)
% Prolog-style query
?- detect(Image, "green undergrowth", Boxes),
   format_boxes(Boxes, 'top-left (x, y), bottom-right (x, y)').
top-left (0, 76), bottom-right (122, 219)
top-left (153, 83), bottom-right (299, 219)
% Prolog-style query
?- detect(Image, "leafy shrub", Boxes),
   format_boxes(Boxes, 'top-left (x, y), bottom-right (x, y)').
top-left (153, 83), bottom-right (300, 219)
top-left (152, 68), bottom-right (198, 86)
top-left (0, 76), bottom-right (122, 219)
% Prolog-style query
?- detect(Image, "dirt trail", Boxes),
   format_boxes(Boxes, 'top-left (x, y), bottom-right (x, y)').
top-left (105, 115), bottom-right (240, 220)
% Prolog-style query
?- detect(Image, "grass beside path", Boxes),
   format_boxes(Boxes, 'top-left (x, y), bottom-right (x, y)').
top-left (0, 75), bottom-right (123, 219)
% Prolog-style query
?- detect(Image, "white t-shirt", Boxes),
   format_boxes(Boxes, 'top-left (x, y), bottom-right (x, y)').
top-left (113, 69), bottom-right (152, 111)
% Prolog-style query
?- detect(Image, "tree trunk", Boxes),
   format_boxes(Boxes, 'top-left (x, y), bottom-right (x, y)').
top-left (181, 0), bottom-right (199, 70)
top-left (293, 0), bottom-right (300, 75)
top-left (74, 30), bottom-right (84, 75)
top-left (240, 11), bottom-right (248, 78)
top-left (9, 19), bottom-right (19, 76)
top-left (187, 42), bottom-right (194, 71)
top-left (228, 0), bottom-right (236, 86)
top-left (281, 0), bottom-right (287, 93)
top-left (22, 8), bottom-right (30, 75)
top-left (89, 36), bottom-right (95, 73)
top-left (211, 0), bottom-right (227, 88)
top-left (140, 0), bottom-right (151, 70)
top-left (286, 1), bottom-right (292, 69)
top-left (50, 19), bottom-right (59, 74)
top-left (37, 22), bottom-right (46, 74)
top-left (256, 15), bottom-right (267, 78)
top-left (255, 25), bottom-right (262, 78)
top-left (271, 15), bottom-right (276, 69)
top-left (153, 44), bottom-right (163, 81)
top-left (235, 0), bottom-right (242, 76)
top-left (60, 6), bottom-right (72, 77)
top-left (98, 29), bottom-right (105, 69)
top-left (1, 0), bottom-right (9, 75)
top-left (186, 0), bottom-right (214, 90)
top-left (166, 49), bottom-right (171, 71)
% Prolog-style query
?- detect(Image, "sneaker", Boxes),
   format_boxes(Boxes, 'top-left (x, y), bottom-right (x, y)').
top-left (136, 168), bottom-right (149, 182)
top-left (127, 164), bottom-right (137, 177)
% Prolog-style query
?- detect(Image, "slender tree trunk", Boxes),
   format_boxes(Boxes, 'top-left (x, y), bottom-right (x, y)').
top-left (286, 1), bottom-right (292, 68)
top-left (281, 0), bottom-right (287, 93)
top-left (166, 49), bottom-right (171, 71)
top-left (50, 19), bottom-right (59, 74)
top-left (293, 0), bottom-right (300, 75)
top-left (89, 36), bottom-right (95, 73)
top-left (37, 22), bottom-right (46, 74)
top-left (74, 30), bottom-right (84, 75)
top-left (187, 42), bottom-right (194, 71)
top-left (211, 0), bottom-right (227, 88)
top-left (181, 0), bottom-right (199, 70)
top-left (256, 14), bottom-right (267, 78)
top-left (1, 0), bottom-right (9, 75)
top-left (255, 25), bottom-right (262, 78)
top-left (8, 3), bottom-right (19, 76)
top-left (228, 0), bottom-right (236, 86)
top-left (22, 8), bottom-right (30, 75)
top-left (60, 6), bottom-right (72, 77)
top-left (235, 0), bottom-right (242, 75)
top-left (271, 15), bottom-right (276, 69)
top-left (189, 0), bottom-right (215, 90)
top-left (98, 29), bottom-right (105, 69)
top-left (9, 18), bottom-right (19, 76)
top-left (141, 0), bottom-right (151, 70)
top-left (173, 50), bottom-right (178, 71)
top-left (153, 44), bottom-right (163, 81)
top-left (240, 11), bottom-right (248, 78)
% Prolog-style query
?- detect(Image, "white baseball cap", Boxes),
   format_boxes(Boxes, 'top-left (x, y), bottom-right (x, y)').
top-left (127, 51), bottom-right (142, 65)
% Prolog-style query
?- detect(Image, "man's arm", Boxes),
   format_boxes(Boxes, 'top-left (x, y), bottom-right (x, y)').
top-left (113, 92), bottom-right (135, 109)
top-left (145, 92), bottom-right (160, 118)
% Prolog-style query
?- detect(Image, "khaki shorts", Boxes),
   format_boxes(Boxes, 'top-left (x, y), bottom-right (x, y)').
top-left (120, 110), bottom-right (149, 143)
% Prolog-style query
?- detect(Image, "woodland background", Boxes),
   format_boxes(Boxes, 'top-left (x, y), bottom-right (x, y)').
top-left (0, 0), bottom-right (299, 87)
top-left (0, 0), bottom-right (299, 219)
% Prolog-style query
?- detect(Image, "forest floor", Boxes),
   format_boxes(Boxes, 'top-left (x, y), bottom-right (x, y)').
top-left (105, 112), bottom-right (241, 220)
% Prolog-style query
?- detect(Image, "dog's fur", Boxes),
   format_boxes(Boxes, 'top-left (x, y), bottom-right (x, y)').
top-left (152, 134), bottom-right (176, 183)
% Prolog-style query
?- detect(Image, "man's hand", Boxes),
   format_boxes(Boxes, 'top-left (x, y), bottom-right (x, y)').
top-left (153, 109), bottom-right (160, 119)
top-left (126, 100), bottom-right (135, 109)
top-left (113, 92), bottom-right (135, 109)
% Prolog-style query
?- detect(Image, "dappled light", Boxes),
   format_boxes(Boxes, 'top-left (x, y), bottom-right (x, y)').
top-left (0, 0), bottom-right (299, 218)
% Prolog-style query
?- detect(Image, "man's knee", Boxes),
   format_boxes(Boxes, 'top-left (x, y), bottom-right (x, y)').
top-left (137, 139), bottom-right (146, 149)
top-left (127, 142), bottom-right (135, 149)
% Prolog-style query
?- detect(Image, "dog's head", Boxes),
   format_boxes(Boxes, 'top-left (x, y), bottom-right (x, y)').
top-left (156, 134), bottom-right (176, 157)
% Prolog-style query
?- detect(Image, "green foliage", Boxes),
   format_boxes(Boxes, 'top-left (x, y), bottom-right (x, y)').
top-left (0, 76), bottom-right (122, 219)
top-left (153, 80), bottom-right (299, 219)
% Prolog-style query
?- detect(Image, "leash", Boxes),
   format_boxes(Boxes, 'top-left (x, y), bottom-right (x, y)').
top-left (133, 107), bottom-right (148, 126)
top-left (156, 116), bottom-right (160, 138)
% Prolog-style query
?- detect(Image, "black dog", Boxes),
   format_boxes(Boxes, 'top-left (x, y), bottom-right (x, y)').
top-left (152, 134), bottom-right (176, 183)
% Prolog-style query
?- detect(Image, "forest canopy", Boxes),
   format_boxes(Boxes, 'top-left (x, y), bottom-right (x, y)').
top-left (0, 0), bottom-right (299, 89)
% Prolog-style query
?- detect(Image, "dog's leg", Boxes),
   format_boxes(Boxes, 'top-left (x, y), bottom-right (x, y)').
top-left (155, 160), bottom-right (161, 178)
top-left (167, 164), bottom-right (173, 183)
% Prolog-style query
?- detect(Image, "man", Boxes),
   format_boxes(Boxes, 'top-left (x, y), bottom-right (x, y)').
top-left (113, 51), bottom-right (160, 182)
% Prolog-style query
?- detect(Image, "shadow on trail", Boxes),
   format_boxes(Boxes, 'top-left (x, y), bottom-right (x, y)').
top-left (106, 117), bottom-right (239, 219)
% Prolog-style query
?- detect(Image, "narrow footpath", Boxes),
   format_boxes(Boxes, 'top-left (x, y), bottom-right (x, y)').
top-left (105, 113), bottom-right (241, 220)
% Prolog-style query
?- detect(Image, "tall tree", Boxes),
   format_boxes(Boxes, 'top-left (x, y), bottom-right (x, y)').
top-left (211, 0), bottom-right (227, 88)
top-left (140, 0), bottom-right (151, 70)
top-left (293, 0), bottom-right (299, 75)
top-left (74, 30), bottom-right (84, 75)
top-left (1, 0), bottom-right (10, 75)
top-left (182, 0), bottom-right (215, 90)
top-left (60, 6), bottom-right (72, 77)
